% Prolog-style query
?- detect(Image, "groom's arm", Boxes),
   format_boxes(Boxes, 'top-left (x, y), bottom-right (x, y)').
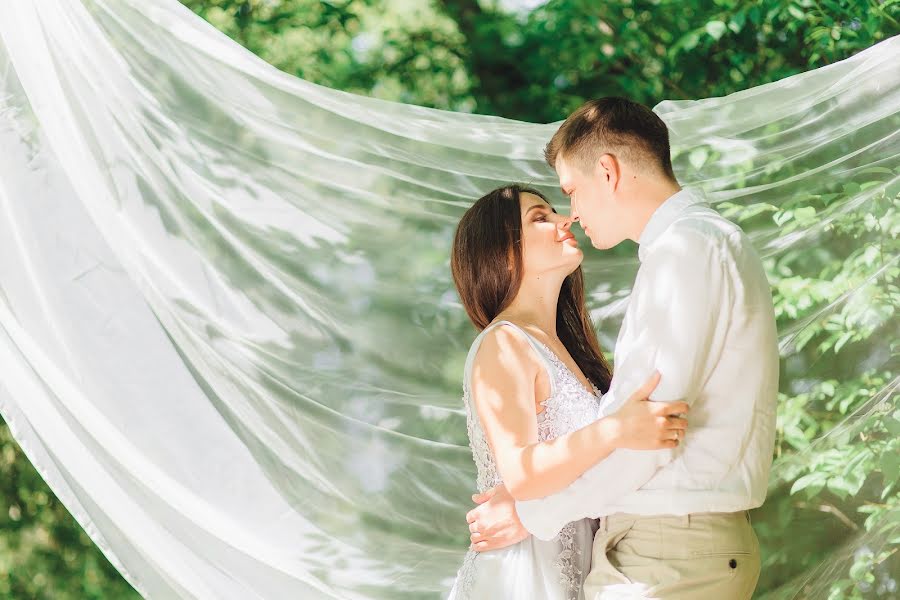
top-left (515, 230), bottom-right (735, 540)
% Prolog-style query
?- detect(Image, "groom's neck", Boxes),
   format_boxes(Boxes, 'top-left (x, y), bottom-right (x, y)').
top-left (623, 177), bottom-right (682, 243)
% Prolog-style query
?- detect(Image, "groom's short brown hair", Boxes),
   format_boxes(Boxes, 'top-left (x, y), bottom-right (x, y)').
top-left (544, 97), bottom-right (676, 180)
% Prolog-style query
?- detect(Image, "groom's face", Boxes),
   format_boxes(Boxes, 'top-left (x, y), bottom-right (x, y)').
top-left (556, 156), bottom-right (622, 249)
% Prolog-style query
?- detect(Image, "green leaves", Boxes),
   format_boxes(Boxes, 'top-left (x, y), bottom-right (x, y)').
top-left (884, 413), bottom-right (900, 437)
top-left (0, 1), bottom-right (894, 597)
top-left (791, 470), bottom-right (828, 498)
top-left (688, 146), bottom-right (709, 170)
top-left (0, 420), bottom-right (141, 599)
top-left (704, 19), bottom-right (728, 40)
top-left (757, 171), bottom-right (898, 594)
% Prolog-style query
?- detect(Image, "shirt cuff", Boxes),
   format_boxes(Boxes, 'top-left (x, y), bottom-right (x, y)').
top-left (515, 497), bottom-right (567, 541)
top-left (597, 390), bottom-right (616, 418)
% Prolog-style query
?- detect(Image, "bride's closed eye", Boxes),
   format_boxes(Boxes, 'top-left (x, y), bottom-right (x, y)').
top-left (533, 208), bottom-right (558, 223)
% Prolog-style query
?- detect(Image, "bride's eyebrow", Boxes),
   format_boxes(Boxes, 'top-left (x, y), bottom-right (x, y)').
top-left (524, 204), bottom-right (550, 215)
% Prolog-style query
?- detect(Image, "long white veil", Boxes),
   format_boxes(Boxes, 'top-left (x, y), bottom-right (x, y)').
top-left (0, 1), bottom-right (897, 598)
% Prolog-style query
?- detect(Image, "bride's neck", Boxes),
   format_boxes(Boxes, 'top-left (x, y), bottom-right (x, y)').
top-left (495, 273), bottom-right (564, 339)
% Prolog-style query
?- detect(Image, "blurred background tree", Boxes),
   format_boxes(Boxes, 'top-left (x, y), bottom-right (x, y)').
top-left (1, 0), bottom-right (896, 598)
top-left (177, 0), bottom-right (896, 122)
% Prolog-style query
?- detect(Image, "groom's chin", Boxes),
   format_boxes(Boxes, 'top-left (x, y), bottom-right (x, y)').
top-left (589, 237), bottom-right (613, 250)
top-left (588, 234), bottom-right (624, 250)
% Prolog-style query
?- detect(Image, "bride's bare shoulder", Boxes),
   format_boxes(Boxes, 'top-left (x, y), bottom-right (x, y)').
top-left (470, 323), bottom-right (541, 386)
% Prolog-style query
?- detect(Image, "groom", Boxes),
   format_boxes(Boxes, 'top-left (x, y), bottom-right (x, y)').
top-left (465, 97), bottom-right (779, 599)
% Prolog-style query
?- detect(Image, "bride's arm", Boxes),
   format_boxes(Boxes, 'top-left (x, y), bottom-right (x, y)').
top-left (471, 326), bottom-right (687, 502)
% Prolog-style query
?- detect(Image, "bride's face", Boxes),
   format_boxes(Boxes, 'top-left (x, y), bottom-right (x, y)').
top-left (518, 192), bottom-right (583, 278)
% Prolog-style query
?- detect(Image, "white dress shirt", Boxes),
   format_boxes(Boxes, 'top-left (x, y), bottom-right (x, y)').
top-left (516, 187), bottom-right (780, 540)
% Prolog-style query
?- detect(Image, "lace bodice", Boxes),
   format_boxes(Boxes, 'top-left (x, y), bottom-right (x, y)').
top-left (462, 336), bottom-right (603, 494)
top-left (456, 321), bottom-right (603, 600)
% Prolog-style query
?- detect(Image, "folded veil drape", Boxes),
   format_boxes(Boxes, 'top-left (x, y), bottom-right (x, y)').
top-left (0, 1), bottom-right (897, 598)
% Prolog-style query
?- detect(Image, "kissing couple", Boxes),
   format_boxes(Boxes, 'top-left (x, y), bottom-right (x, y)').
top-left (447, 97), bottom-right (779, 600)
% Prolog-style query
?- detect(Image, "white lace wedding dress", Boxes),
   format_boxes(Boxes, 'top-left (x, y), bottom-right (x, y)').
top-left (447, 320), bottom-right (603, 600)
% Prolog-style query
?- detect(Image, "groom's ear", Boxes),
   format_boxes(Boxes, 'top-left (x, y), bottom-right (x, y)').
top-left (597, 153), bottom-right (620, 187)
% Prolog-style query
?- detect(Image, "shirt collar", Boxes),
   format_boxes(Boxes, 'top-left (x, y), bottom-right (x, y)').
top-left (637, 187), bottom-right (708, 262)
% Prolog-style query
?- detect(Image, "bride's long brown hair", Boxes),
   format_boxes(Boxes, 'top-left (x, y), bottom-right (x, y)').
top-left (451, 184), bottom-right (612, 393)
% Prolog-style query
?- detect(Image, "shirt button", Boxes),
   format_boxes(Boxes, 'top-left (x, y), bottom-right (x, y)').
top-left (729, 559), bottom-right (737, 569)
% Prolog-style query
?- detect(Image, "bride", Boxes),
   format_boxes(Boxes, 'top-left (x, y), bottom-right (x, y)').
top-left (447, 184), bottom-right (690, 600)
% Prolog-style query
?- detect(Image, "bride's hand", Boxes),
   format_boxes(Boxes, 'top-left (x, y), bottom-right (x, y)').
top-left (608, 371), bottom-right (689, 450)
top-left (466, 484), bottom-right (529, 552)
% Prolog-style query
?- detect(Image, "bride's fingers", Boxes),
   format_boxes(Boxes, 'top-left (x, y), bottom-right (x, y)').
top-left (652, 400), bottom-right (689, 416)
top-left (657, 429), bottom-right (681, 445)
top-left (470, 532), bottom-right (484, 543)
top-left (631, 371), bottom-right (661, 400)
top-left (666, 416), bottom-right (688, 429)
top-left (468, 521), bottom-right (479, 533)
top-left (471, 487), bottom-right (496, 505)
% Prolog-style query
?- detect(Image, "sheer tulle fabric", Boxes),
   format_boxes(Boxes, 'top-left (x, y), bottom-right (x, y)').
top-left (0, 1), bottom-right (897, 598)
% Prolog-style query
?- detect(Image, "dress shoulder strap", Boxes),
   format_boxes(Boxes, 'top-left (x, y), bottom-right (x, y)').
top-left (462, 320), bottom-right (557, 396)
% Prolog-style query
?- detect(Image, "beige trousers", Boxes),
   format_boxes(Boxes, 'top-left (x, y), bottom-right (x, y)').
top-left (583, 511), bottom-right (761, 600)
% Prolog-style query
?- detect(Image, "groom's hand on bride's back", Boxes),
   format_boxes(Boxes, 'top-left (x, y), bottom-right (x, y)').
top-left (465, 484), bottom-right (528, 552)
